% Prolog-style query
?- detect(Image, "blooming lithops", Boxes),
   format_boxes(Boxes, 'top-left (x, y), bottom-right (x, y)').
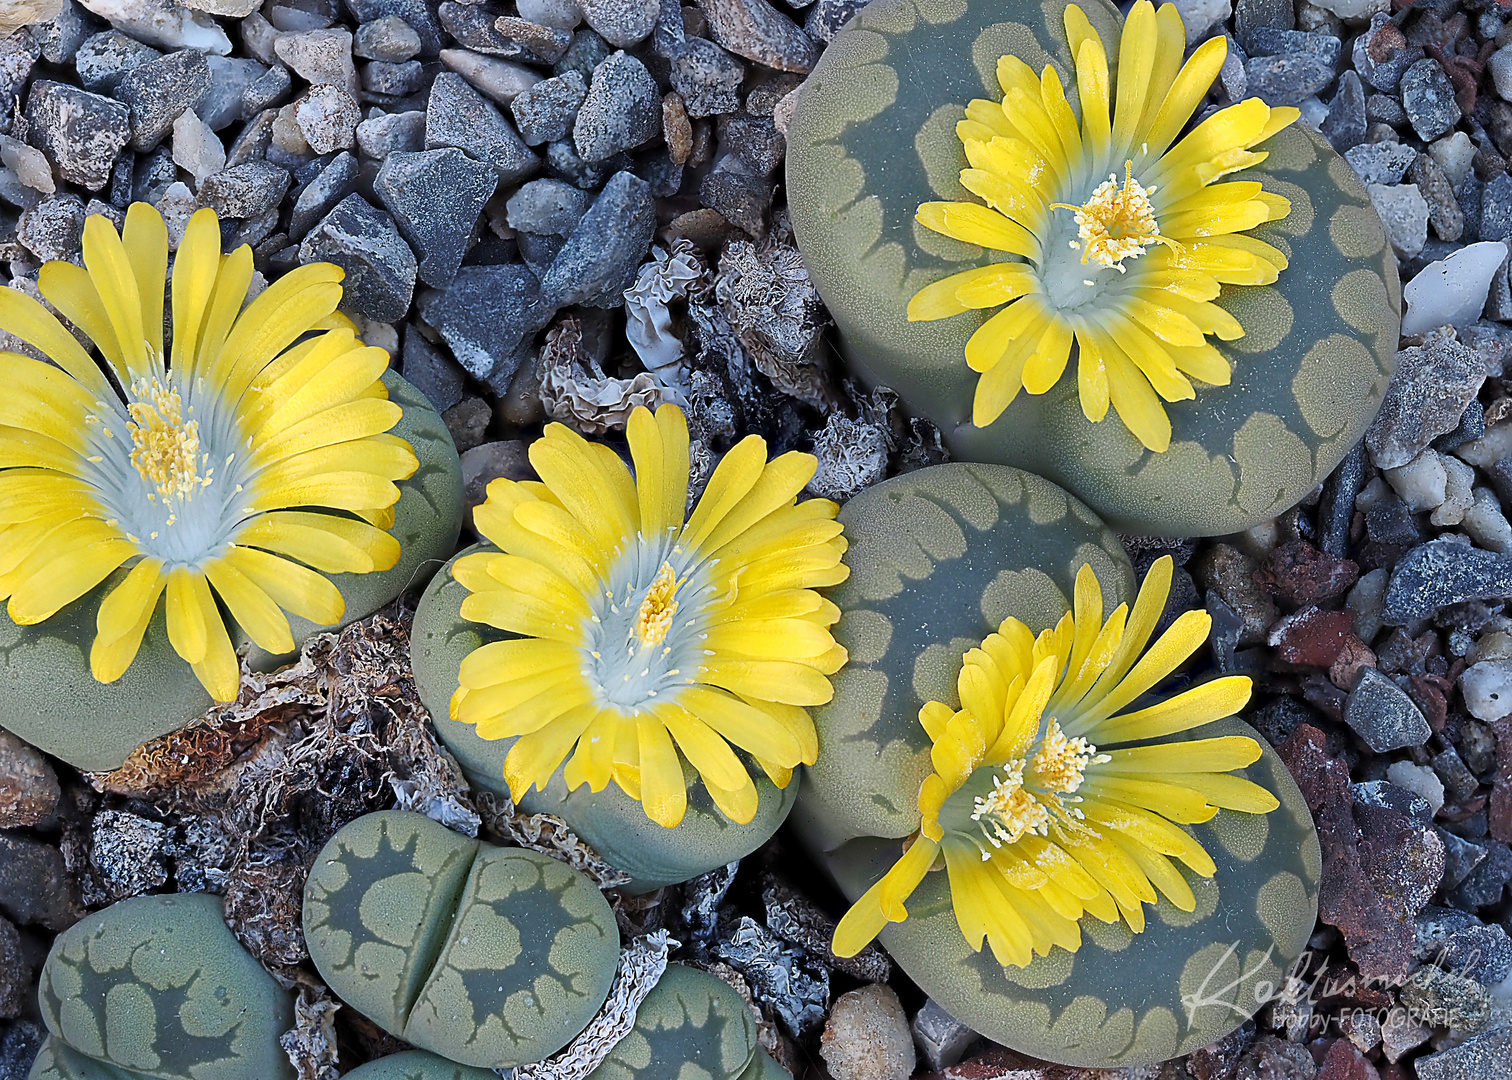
top-left (787, 0), bottom-right (1398, 536)
top-left (302, 810), bottom-right (620, 1069)
top-left (412, 403), bottom-right (849, 888)
top-left (796, 463), bottom-right (1320, 1068)
top-left (35, 893), bottom-right (295, 1080)
top-left (0, 203), bottom-right (463, 772)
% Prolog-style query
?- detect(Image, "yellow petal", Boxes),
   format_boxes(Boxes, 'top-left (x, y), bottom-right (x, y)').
top-left (204, 556), bottom-right (295, 654)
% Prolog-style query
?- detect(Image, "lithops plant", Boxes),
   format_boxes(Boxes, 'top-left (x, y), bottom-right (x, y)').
top-left (0, 204), bottom-right (463, 773)
top-left (411, 403), bottom-right (848, 889)
top-left (795, 463), bottom-right (1320, 1068)
top-left (787, 0), bottom-right (1398, 537)
top-left (303, 810), bottom-right (620, 1069)
top-left (584, 965), bottom-right (761, 1080)
top-left (34, 893), bottom-right (295, 1080)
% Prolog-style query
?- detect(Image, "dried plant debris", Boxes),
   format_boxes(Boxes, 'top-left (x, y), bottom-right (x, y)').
top-left (714, 234), bottom-right (834, 411)
top-left (716, 915), bottom-right (830, 1039)
top-left (680, 860), bottom-right (740, 959)
top-left (511, 931), bottom-right (675, 1080)
top-left (539, 313), bottom-right (669, 435)
top-left (475, 790), bottom-right (633, 889)
top-left (624, 238), bottom-right (708, 399)
top-left (761, 875), bottom-right (892, 984)
top-left (279, 985), bottom-right (341, 1080)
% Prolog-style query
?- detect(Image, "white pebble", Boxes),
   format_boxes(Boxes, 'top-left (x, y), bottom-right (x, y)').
top-left (1402, 241), bottom-right (1509, 336)
top-left (1468, 630), bottom-right (1512, 664)
top-left (439, 47), bottom-right (541, 105)
top-left (153, 181), bottom-right (196, 249)
top-left (1492, 44), bottom-right (1512, 104)
top-left (170, 108), bottom-right (224, 188)
top-left (1454, 421), bottom-right (1512, 469)
top-left (77, 0), bottom-right (231, 53)
top-left (1170, 0), bottom-right (1231, 42)
top-left (1310, 0), bottom-right (1386, 17)
top-left (1463, 487), bottom-right (1512, 554)
top-left (1430, 131), bottom-right (1476, 193)
top-left (821, 985), bottom-right (915, 1080)
top-left (1297, 95), bottom-right (1329, 131)
top-left (0, 135), bottom-right (53, 194)
top-left (1386, 761), bottom-right (1445, 817)
top-left (1355, 475), bottom-right (1390, 511)
top-left (1384, 449), bottom-right (1447, 512)
top-left (1431, 454), bottom-right (1476, 526)
top-left (517, 0), bottom-right (582, 29)
top-left (1461, 659), bottom-right (1512, 721)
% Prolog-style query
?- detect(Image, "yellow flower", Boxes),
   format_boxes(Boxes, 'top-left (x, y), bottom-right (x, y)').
top-left (452, 404), bottom-right (849, 829)
top-left (908, 1), bottom-right (1299, 452)
top-left (0, 204), bottom-right (416, 701)
top-left (832, 556), bottom-right (1278, 968)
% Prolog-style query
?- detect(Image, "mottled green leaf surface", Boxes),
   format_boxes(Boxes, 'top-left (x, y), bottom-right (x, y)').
top-left (584, 966), bottom-right (757, 1080)
top-left (36, 894), bottom-right (295, 1080)
top-left (340, 1050), bottom-right (499, 1079)
top-left (303, 811), bottom-right (619, 1068)
top-left (0, 372), bottom-right (463, 773)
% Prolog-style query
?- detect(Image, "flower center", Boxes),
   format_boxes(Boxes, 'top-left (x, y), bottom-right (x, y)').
top-left (126, 377), bottom-right (209, 507)
top-left (941, 720), bottom-right (1106, 852)
top-left (1051, 162), bottom-right (1176, 271)
top-left (634, 562), bottom-right (679, 648)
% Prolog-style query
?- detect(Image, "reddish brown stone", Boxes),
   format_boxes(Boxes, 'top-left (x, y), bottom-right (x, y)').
top-left (1255, 541), bottom-right (1361, 606)
top-left (1330, 636), bottom-right (1377, 691)
top-left (1271, 607), bottom-right (1357, 667)
top-left (1490, 717), bottom-right (1512, 843)
top-left (1407, 674), bottom-right (1450, 731)
top-left (1317, 1038), bottom-right (1381, 1080)
top-left (1277, 725), bottom-right (1442, 982)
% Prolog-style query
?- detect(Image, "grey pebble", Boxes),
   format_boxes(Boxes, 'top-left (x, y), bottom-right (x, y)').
top-left (439, 47), bottom-right (542, 105)
top-left (402, 327), bottom-right (466, 413)
top-left (493, 16), bottom-right (574, 64)
top-left (510, 70), bottom-right (588, 146)
top-left (375, 147), bottom-right (498, 287)
top-left (574, 50), bottom-right (660, 162)
top-left (541, 168), bottom-right (655, 307)
top-left (1368, 331), bottom-right (1486, 469)
top-left (1321, 69), bottom-right (1365, 152)
top-left (199, 160), bottom-right (291, 219)
top-left (356, 15), bottom-right (423, 61)
top-left (17, 193), bottom-right (85, 262)
top-left (1401, 57), bottom-right (1462, 142)
top-left (426, 71), bottom-right (540, 183)
top-left (506, 177), bottom-right (590, 235)
top-left (419, 262), bottom-right (556, 388)
top-left (115, 49), bottom-right (212, 153)
top-left (241, 63), bottom-right (293, 119)
top-left (288, 149), bottom-right (359, 238)
top-left (576, 0), bottom-right (660, 48)
top-left (554, 27), bottom-right (612, 79)
top-left (25, 81), bottom-right (131, 192)
top-left (356, 109), bottom-right (426, 158)
top-left (1343, 667), bottom-right (1432, 753)
top-left (200, 56), bottom-right (270, 131)
top-left (348, 0), bottom-right (444, 55)
top-left (299, 192), bottom-right (417, 322)
top-left (696, 0), bottom-right (818, 74)
top-left (362, 59), bottom-right (428, 97)
top-left (671, 36), bottom-right (745, 118)
top-left (1243, 52), bottom-right (1335, 105)
top-left (75, 31), bottom-right (160, 95)
top-left (1410, 152), bottom-right (1464, 242)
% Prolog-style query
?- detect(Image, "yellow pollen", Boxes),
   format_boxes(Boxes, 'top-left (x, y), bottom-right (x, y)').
top-left (1030, 720), bottom-right (1100, 794)
top-left (971, 760), bottom-right (1051, 848)
top-left (126, 377), bottom-right (208, 506)
top-left (1051, 162), bottom-right (1179, 271)
top-left (633, 562), bottom-right (680, 649)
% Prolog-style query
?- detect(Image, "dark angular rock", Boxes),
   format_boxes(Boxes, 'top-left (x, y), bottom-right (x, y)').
top-left (1451, 840), bottom-right (1512, 910)
top-left (554, 27), bottom-right (613, 80)
top-left (1438, 829), bottom-right (1488, 891)
top-left (298, 193), bottom-right (417, 322)
top-left (419, 263), bottom-right (556, 388)
top-left (198, 161), bottom-right (291, 220)
top-left (437, 1), bottom-right (527, 56)
top-left (75, 30), bottom-right (160, 94)
top-left (510, 70), bottom-right (588, 146)
top-left (1254, 540), bottom-right (1359, 606)
top-left (374, 148), bottom-right (497, 288)
top-left (516, 231), bottom-right (566, 278)
top-left (1384, 539), bottom-right (1512, 624)
top-left (1245, 28), bottom-right (1342, 69)
top-left (241, 63), bottom-right (292, 119)
top-left (0, 1019), bottom-right (44, 1080)
top-left (545, 137), bottom-right (624, 187)
top-left (574, 51), bottom-right (660, 161)
top-left (401, 327), bottom-right (465, 413)
top-left (1322, 70), bottom-right (1366, 152)
top-left (0, 30), bottom-right (37, 109)
top-left (1243, 53), bottom-right (1334, 106)
top-left (362, 59), bottom-right (427, 96)
top-left (671, 36), bottom-right (745, 118)
top-left (115, 48), bottom-right (212, 153)
top-left (24, 80), bottom-right (130, 192)
top-left (1367, 331), bottom-right (1485, 469)
top-left (541, 169), bottom-right (655, 308)
top-left (1344, 667), bottom-right (1432, 752)
top-left (1416, 905), bottom-right (1512, 985)
top-left (699, 157), bottom-right (773, 235)
top-left (1353, 13), bottom-right (1420, 93)
top-left (804, 0), bottom-right (866, 42)
top-left (17, 194), bottom-right (86, 263)
top-left (1402, 58), bottom-right (1463, 142)
top-left (696, 0), bottom-right (818, 74)
top-left (1235, 0), bottom-right (1292, 53)
top-left (289, 151), bottom-right (360, 239)
top-left (1415, 1023), bottom-right (1512, 1080)
top-left (425, 71), bottom-right (540, 184)
top-left (34, 0), bottom-right (93, 66)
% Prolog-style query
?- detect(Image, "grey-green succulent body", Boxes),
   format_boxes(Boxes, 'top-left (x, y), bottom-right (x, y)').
top-left (786, 0), bottom-right (1399, 537)
top-left (302, 810), bottom-right (620, 1069)
top-left (0, 372), bottom-right (463, 773)
top-left (35, 893), bottom-right (295, 1080)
